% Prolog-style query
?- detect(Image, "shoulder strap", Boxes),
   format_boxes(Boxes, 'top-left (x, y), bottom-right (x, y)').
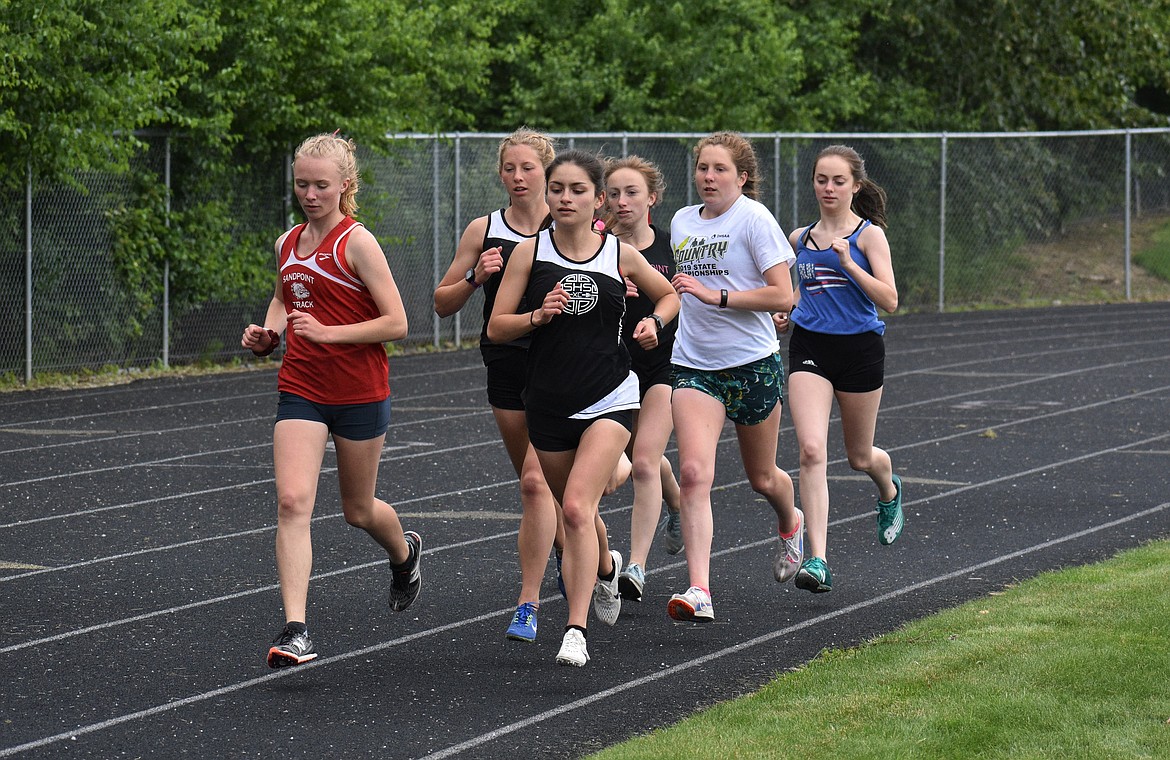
top-left (799, 221), bottom-right (817, 248)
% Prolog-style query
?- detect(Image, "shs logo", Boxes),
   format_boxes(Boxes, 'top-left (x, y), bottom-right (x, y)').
top-left (561, 273), bottom-right (598, 315)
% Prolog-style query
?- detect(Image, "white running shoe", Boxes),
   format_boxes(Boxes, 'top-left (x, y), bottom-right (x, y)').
top-left (773, 508), bottom-right (804, 583)
top-left (592, 549), bottom-right (623, 626)
top-left (666, 585), bottom-right (714, 622)
top-left (555, 628), bottom-right (590, 667)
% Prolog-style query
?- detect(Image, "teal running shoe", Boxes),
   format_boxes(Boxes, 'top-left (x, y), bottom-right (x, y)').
top-left (876, 473), bottom-right (904, 545)
top-left (794, 557), bottom-right (833, 593)
top-left (661, 509), bottom-right (684, 555)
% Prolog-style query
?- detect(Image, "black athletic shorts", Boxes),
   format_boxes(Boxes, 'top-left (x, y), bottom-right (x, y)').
top-left (484, 345), bottom-right (528, 411)
top-left (526, 408), bottom-right (633, 452)
top-left (787, 324), bottom-right (885, 393)
top-left (632, 353), bottom-right (673, 399)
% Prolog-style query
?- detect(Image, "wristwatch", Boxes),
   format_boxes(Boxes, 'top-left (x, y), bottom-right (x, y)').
top-left (465, 268), bottom-right (481, 288)
top-left (646, 314), bottom-right (664, 331)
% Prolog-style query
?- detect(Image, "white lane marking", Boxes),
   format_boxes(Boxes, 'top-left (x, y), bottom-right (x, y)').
top-left (0, 385), bottom-right (484, 458)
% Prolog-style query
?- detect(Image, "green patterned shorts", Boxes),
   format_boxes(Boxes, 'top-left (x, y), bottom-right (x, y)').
top-left (671, 352), bottom-right (785, 426)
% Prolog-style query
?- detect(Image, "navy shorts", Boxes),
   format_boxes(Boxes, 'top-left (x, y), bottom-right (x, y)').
top-left (275, 392), bottom-right (391, 441)
top-left (787, 324), bottom-right (885, 393)
top-left (526, 408), bottom-right (633, 452)
top-left (671, 352), bottom-right (785, 426)
top-left (485, 346), bottom-right (528, 411)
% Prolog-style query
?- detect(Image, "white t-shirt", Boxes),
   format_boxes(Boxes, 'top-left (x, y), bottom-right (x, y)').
top-left (670, 195), bottom-right (795, 370)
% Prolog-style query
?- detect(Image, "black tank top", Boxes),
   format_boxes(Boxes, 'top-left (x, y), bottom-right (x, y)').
top-left (523, 229), bottom-right (630, 416)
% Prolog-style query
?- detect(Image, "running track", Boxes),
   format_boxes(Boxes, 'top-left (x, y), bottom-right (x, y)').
top-left (2, 303), bottom-right (1168, 758)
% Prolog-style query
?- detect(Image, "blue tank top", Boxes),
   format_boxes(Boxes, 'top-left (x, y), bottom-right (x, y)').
top-left (790, 219), bottom-right (885, 336)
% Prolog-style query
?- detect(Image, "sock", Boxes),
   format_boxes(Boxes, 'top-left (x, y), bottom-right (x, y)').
top-left (599, 559), bottom-right (617, 583)
top-left (779, 523), bottom-right (799, 539)
top-left (285, 621), bottom-right (307, 634)
top-left (390, 542), bottom-right (415, 573)
top-left (564, 624), bottom-right (587, 638)
top-left (879, 477), bottom-right (901, 506)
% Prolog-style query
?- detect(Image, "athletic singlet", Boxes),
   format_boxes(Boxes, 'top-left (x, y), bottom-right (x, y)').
top-left (523, 229), bottom-right (631, 417)
top-left (790, 219), bottom-right (885, 335)
top-left (621, 225), bottom-right (677, 371)
top-left (480, 209), bottom-right (536, 361)
top-left (275, 217), bottom-right (390, 404)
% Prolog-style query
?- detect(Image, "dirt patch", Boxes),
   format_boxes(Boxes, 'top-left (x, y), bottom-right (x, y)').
top-left (1018, 213), bottom-right (1170, 305)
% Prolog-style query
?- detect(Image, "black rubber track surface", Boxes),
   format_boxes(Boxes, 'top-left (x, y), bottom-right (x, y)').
top-left (2, 302), bottom-right (1168, 758)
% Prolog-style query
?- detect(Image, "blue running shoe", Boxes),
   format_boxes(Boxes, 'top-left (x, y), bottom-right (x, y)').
top-left (505, 602), bottom-right (538, 642)
top-left (618, 562), bottom-right (645, 602)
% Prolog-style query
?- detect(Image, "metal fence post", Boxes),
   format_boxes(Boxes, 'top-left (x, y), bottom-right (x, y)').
top-left (25, 158), bottom-right (32, 383)
top-left (773, 135), bottom-right (781, 222)
top-left (163, 135), bottom-right (172, 368)
top-left (938, 133), bottom-right (948, 313)
top-left (452, 134), bottom-right (463, 347)
top-left (1125, 129), bottom-right (1132, 301)
top-left (791, 144), bottom-right (799, 233)
top-left (432, 134), bottom-right (442, 348)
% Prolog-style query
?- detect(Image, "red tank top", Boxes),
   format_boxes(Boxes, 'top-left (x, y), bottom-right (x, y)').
top-left (275, 217), bottom-right (390, 404)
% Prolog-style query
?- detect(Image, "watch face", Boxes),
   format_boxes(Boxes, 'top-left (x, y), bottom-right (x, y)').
top-left (465, 269), bottom-right (476, 282)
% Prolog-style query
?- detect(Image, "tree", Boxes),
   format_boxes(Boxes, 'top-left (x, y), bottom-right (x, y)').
top-left (855, 0), bottom-right (1170, 131)
top-left (0, 0), bottom-right (217, 189)
top-left (472, 0), bottom-right (871, 132)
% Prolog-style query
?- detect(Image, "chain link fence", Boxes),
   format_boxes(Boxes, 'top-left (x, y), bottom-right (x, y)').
top-left (3, 129), bottom-right (1169, 381)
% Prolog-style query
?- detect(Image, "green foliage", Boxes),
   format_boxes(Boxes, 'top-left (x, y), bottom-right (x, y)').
top-left (856, 0), bottom-right (1170, 130)
top-left (474, 0), bottom-right (871, 131)
top-left (0, 0), bottom-right (218, 190)
top-left (107, 166), bottom-right (280, 337)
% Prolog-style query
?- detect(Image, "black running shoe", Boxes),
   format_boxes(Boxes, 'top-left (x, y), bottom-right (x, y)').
top-left (267, 624), bottom-right (317, 668)
top-left (388, 531), bottom-right (422, 612)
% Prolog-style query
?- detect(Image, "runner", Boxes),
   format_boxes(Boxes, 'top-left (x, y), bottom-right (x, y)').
top-left (241, 133), bottom-right (420, 667)
top-left (774, 144), bottom-right (902, 594)
top-left (488, 150), bottom-right (679, 665)
top-left (602, 156), bottom-right (685, 604)
top-left (666, 132), bottom-right (802, 623)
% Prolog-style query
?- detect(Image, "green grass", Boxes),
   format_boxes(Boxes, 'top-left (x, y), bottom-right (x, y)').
top-left (592, 540), bottom-right (1170, 760)
top-left (1134, 218), bottom-right (1170, 282)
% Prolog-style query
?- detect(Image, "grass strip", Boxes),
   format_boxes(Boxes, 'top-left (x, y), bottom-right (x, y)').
top-left (1135, 219), bottom-right (1170, 282)
top-left (594, 540), bottom-right (1170, 759)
